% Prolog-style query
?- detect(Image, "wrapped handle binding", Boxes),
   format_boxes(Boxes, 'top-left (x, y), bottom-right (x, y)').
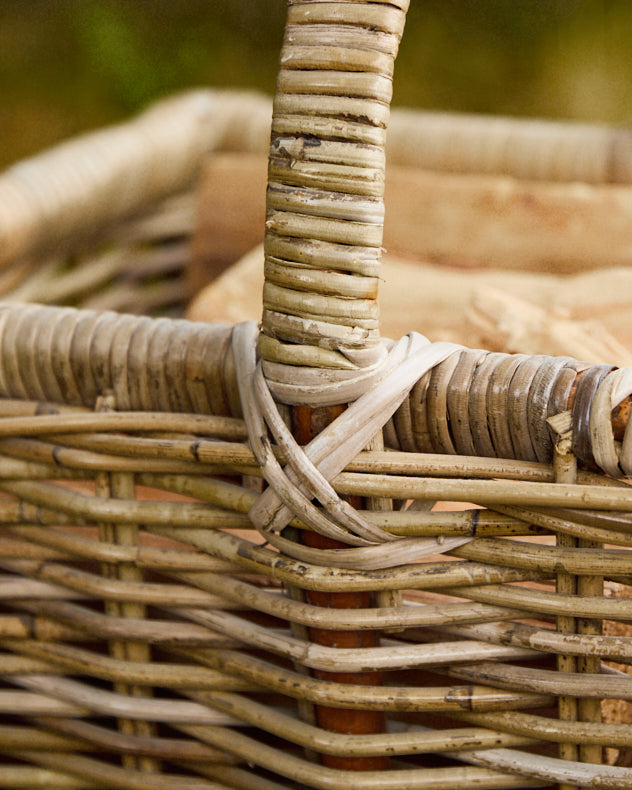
top-left (261, 0), bottom-right (409, 374)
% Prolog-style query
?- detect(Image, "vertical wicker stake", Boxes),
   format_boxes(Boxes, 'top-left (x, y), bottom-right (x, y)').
top-left (550, 410), bottom-right (580, 790)
top-left (551, 371), bottom-right (614, 789)
top-left (95, 393), bottom-right (158, 775)
top-left (292, 404), bottom-right (388, 770)
top-left (260, 0), bottom-right (409, 770)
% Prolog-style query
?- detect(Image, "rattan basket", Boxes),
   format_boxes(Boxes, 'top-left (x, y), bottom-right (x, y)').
top-left (0, 89), bottom-right (272, 316)
top-left (0, 3), bottom-right (631, 789)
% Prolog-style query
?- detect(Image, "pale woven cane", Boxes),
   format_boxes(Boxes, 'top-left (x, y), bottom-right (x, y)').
top-left (0, 2), bottom-right (630, 789)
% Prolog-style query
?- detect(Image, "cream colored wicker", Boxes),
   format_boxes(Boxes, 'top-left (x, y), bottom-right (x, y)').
top-left (0, 90), bottom-right (272, 316)
top-left (0, 3), bottom-right (631, 789)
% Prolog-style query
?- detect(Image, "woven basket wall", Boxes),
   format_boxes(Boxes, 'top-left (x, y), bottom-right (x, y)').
top-left (0, 3), bottom-right (631, 790)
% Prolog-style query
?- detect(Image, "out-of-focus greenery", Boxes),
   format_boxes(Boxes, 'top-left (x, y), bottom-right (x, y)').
top-left (400, 1), bottom-right (632, 121)
top-left (1, 0), bottom-right (631, 169)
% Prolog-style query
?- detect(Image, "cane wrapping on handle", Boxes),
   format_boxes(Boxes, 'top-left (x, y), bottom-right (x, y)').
top-left (261, 0), bottom-right (411, 379)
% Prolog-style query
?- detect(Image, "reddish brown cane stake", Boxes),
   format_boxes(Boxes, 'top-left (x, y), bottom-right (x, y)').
top-left (292, 404), bottom-right (389, 771)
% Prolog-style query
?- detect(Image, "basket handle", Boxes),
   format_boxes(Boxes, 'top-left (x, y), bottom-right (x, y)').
top-left (260, 0), bottom-right (409, 384)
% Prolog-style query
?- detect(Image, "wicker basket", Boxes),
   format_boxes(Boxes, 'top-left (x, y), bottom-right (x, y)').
top-left (0, 89), bottom-right (272, 316)
top-left (0, 3), bottom-right (631, 789)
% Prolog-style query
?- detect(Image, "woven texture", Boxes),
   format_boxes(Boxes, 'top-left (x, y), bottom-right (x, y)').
top-left (0, 90), bottom-right (272, 316)
top-left (0, 2), bottom-right (631, 789)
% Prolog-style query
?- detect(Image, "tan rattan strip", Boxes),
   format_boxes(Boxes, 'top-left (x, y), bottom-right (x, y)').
top-left (1, 1), bottom-right (632, 788)
top-left (0, 90), bottom-right (272, 268)
top-left (387, 109), bottom-right (632, 183)
top-left (0, 303), bottom-right (236, 412)
top-left (0, 300), bottom-right (627, 471)
top-left (260, 0), bottom-right (408, 373)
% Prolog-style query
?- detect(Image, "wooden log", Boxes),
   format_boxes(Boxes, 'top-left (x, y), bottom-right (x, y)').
top-left (186, 242), bottom-right (632, 360)
top-left (470, 286), bottom-right (632, 367)
top-left (189, 153), bottom-right (267, 296)
top-left (193, 153), bottom-right (632, 283)
top-left (384, 166), bottom-right (632, 274)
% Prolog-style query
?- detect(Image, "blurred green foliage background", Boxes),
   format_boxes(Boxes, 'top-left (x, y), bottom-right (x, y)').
top-left (1, 0), bottom-right (631, 169)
